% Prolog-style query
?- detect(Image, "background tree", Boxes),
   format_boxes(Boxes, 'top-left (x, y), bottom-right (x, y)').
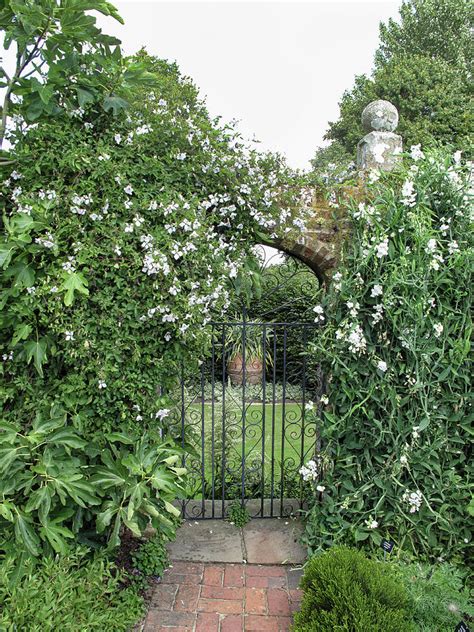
top-left (313, 0), bottom-right (473, 170)
top-left (0, 0), bottom-right (151, 159)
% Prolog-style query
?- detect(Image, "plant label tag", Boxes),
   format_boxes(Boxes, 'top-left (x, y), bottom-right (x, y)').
top-left (455, 622), bottom-right (470, 632)
top-left (380, 539), bottom-right (394, 553)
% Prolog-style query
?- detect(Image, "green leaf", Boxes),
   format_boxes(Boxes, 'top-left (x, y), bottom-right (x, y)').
top-left (11, 323), bottom-right (32, 346)
top-left (76, 86), bottom-right (95, 108)
top-left (164, 501), bottom-right (180, 517)
top-left (0, 446), bottom-right (23, 473)
top-left (60, 272), bottom-right (89, 306)
top-left (91, 468), bottom-right (127, 488)
top-left (47, 429), bottom-right (87, 449)
top-left (14, 512), bottom-right (40, 556)
top-left (103, 95), bottom-right (129, 115)
top-left (96, 506), bottom-right (116, 533)
top-left (0, 242), bottom-right (16, 268)
top-left (39, 520), bottom-right (74, 554)
top-left (4, 260), bottom-right (35, 288)
top-left (0, 502), bottom-right (14, 522)
top-left (24, 339), bottom-right (47, 377)
top-left (104, 432), bottom-right (134, 445)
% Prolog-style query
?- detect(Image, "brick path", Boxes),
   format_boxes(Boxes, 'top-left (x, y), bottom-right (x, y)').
top-left (143, 561), bottom-right (303, 631)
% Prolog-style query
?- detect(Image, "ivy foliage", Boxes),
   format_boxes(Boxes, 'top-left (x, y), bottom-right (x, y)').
top-left (303, 148), bottom-right (473, 562)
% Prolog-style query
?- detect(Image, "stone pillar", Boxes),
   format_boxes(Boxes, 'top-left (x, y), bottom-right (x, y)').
top-left (357, 100), bottom-right (402, 172)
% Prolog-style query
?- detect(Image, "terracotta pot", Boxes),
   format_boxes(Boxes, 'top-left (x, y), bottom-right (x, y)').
top-left (227, 354), bottom-right (263, 386)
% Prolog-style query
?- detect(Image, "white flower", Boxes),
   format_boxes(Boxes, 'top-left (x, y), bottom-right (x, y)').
top-left (377, 360), bottom-right (388, 373)
top-left (376, 239), bottom-right (389, 258)
top-left (320, 395), bottom-right (329, 406)
top-left (114, 245), bottom-right (122, 256)
top-left (425, 239), bottom-right (437, 254)
top-left (400, 455), bottom-right (408, 466)
top-left (453, 150), bottom-right (462, 165)
top-left (114, 134), bottom-right (122, 144)
top-left (448, 240), bottom-right (459, 254)
top-left (402, 489), bottom-right (423, 513)
top-left (305, 401), bottom-right (314, 412)
top-left (430, 253), bottom-right (444, 270)
top-left (365, 518), bottom-right (379, 529)
top-left (124, 223), bottom-right (134, 233)
top-left (62, 260), bottom-right (76, 273)
top-left (176, 152), bottom-right (186, 161)
top-left (299, 459), bottom-right (319, 482)
top-left (412, 426), bottom-right (420, 439)
top-left (98, 380), bottom-right (107, 389)
top-left (65, 330), bottom-right (75, 341)
top-left (370, 284), bottom-right (383, 297)
top-left (124, 184), bottom-right (133, 196)
top-left (433, 323), bottom-right (443, 338)
top-left (316, 485), bottom-right (325, 493)
top-left (371, 304), bottom-right (384, 325)
top-left (410, 144), bottom-right (424, 161)
top-left (401, 179), bottom-right (416, 207)
top-left (155, 408), bottom-right (170, 420)
top-left (50, 286), bottom-right (58, 293)
top-left (368, 169), bottom-right (380, 184)
top-left (313, 305), bottom-right (325, 323)
top-left (26, 286), bottom-right (36, 295)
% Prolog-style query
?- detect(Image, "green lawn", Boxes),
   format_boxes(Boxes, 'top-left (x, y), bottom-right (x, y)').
top-left (184, 401), bottom-right (316, 496)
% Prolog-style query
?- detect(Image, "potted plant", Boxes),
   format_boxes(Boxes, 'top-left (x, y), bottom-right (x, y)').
top-left (225, 324), bottom-right (273, 386)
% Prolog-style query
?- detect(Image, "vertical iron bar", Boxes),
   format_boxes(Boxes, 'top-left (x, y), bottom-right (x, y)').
top-left (200, 361), bottom-right (205, 518)
top-left (300, 325), bottom-right (308, 510)
top-left (270, 325), bottom-right (277, 517)
top-left (221, 325), bottom-right (226, 519)
top-left (280, 325), bottom-right (288, 516)
top-left (241, 308), bottom-right (247, 507)
top-left (180, 363), bottom-right (186, 519)
top-left (260, 325), bottom-right (267, 518)
top-left (211, 325), bottom-right (216, 518)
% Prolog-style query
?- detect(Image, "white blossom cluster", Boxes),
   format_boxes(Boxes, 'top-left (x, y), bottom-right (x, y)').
top-left (299, 459), bottom-right (319, 482)
top-left (336, 322), bottom-right (367, 355)
top-left (402, 489), bottom-right (423, 513)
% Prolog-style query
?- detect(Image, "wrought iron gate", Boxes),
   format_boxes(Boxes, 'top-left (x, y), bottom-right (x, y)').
top-left (177, 254), bottom-right (324, 519)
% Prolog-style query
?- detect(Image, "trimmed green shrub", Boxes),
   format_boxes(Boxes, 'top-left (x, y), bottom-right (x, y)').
top-left (395, 561), bottom-right (474, 631)
top-left (292, 546), bottom-right (415, 631)
top-left (0, 548), bottom-right (144, 631)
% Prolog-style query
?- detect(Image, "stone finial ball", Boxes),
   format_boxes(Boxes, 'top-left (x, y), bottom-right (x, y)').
top-left (361, 100), bottom-right (399, 133)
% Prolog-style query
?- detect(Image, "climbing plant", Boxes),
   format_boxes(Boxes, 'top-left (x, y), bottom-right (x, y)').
top-left (0, 49), bottom-right (309, 555)
top-left (302, 147), bottom-right (473, 562)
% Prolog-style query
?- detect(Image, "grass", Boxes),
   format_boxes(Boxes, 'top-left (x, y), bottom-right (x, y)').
top-left (185, 400), bottom-right (317, 497)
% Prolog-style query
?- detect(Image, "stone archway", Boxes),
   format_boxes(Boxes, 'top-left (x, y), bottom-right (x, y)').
top-left (261, 99), bottom-right (402, 285)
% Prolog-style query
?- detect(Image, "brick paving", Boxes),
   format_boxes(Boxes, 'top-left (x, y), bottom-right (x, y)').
top-left (142, 561), bottom-right (303, 631)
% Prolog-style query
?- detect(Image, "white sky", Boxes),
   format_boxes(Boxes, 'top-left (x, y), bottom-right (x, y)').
top-left (97, 1), bottom-right (400, 171)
